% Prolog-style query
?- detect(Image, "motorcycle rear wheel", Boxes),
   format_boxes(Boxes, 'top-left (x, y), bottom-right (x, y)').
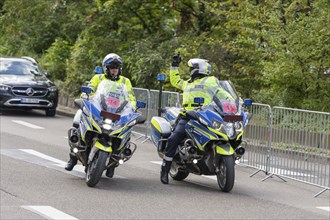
top-left (169, 160), bottom-right (189, 181)
top-left (86, 151), bottom-right (108, 187)
top-left (216, 155), bottom-right (235, 192)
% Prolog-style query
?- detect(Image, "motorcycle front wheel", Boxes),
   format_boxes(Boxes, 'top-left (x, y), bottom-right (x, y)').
top-left (86, 150), bottom-right (108, 187)
top-left (169, 160), bottom-right (189, 181)
top-left (216, 155), bottom-right (235, 192)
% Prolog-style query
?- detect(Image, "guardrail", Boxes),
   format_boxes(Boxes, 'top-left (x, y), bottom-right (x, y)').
top-left (59, 88), bottom-right (330, 197)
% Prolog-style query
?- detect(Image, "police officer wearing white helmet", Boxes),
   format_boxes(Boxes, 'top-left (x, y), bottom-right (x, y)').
top-left (160, 53), bottom-right (233, 184)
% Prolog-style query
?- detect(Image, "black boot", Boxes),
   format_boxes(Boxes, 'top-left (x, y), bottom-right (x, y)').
top-left (65, 154), bottom-right (78, 171)
top-left (106, 167), bottom-right (115, 178)
top-left (160, 160), bottom-right (172, 184)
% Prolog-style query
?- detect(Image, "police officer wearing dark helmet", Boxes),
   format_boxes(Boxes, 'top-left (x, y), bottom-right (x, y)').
top-left (65, 53), bottom-right (136, 178)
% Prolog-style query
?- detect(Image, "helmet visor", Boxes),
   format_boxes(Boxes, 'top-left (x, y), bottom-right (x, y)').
top-left (106, 62), bottom-right (120, 69)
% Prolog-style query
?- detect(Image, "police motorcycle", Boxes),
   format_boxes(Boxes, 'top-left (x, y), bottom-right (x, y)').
top-left (68, 80), bottom-right (146, 187)
top-left (150, 80), bottom-right (252, 192)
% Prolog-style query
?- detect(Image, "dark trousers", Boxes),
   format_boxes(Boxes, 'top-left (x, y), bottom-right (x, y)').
top-left (164, 118), bottom-right (188, 160)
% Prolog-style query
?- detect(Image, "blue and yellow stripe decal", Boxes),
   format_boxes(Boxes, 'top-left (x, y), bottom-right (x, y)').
top-left (216, 145), bottom-right (234, 155)
top-left (94, 141), bottom-right (112, 152)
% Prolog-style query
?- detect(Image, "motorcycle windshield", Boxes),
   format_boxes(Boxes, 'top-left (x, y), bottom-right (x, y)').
top-left (91, 80), bottom-right (133, 115)
top-left (209, 80), bottom-right (241, 115)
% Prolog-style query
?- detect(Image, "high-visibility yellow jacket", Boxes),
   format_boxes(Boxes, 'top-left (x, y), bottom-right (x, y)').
top-left (170, 67), bottom-right (233, 111)
top-left (87, 74), bottom-right (136, 108)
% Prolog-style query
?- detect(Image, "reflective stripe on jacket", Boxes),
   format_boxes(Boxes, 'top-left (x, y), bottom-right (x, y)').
top-left (87, 74), bottom-right (136, 108)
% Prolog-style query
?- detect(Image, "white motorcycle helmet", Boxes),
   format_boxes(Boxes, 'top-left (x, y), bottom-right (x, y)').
top-left (102, 53), bottom-right (123, 80)
top-left (187, 58), bottom-right (212, 77)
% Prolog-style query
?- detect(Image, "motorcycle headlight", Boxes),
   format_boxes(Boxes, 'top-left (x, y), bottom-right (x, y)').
top-left (225, 123), bottom-right (235, 138)
top-left (102, 123), bottom-right (112, 130)
top-left (104, 119), bottom-right (113, 124)
top-left (212, 119), bottom-right (222, 130)
top-left (234, 122), bottom-right (242, 130)
top-left (102, 118), bottom-right (114, 130)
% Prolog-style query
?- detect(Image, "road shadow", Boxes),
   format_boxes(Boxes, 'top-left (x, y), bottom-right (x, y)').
top-left (0, 108), bottom-right (57, 118)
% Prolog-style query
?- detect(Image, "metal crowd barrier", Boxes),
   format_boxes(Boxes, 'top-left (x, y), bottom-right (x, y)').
top-left (244, 104), bottom-right (330, 197)
top-left (266, 107), bottom-right (330, 197)
top-left (132, 88), bottom-right (150, 141)
top-left (132, 88), bottom-right (181, 143)
top-left (240, 104), bottom-right (272, 175)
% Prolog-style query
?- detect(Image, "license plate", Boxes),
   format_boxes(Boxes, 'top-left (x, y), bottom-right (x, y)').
top-left (21, 98), bottom-right (39, 103)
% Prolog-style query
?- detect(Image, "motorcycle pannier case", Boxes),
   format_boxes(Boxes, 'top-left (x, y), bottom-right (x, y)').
top-left (150, 117), bottom-right (171, 149)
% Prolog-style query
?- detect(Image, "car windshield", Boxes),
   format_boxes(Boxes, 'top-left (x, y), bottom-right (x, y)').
top-left (0, 60), bottom-right (43, 76)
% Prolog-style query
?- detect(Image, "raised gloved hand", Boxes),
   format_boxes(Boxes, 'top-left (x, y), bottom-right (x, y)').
top-left (172, 53), bottom-right (181, 67)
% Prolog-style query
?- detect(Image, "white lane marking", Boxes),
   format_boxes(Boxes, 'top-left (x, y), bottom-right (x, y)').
top-left (12, 120), bottom-right (44, 129)
top-left (19, 149), bottom-right (126, 178)
top-left (317, 207), bottom-right (330, 212)
top-left (151, 161), bottom-right (162, 165)
top-left (20, 149), bottom-right (66, 165)
top-left (22, 206), bottom-right (78, 220)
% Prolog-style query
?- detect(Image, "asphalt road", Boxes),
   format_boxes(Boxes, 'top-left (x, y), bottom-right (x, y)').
top-left (0, 108), bottom-right (329, 220)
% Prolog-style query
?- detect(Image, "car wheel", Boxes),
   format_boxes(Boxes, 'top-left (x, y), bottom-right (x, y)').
top-left (45, 108), bottom-right (56, 117)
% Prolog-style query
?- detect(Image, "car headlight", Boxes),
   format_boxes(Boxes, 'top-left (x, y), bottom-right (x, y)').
top-left (48, 86), bottom-right (58, 92)
top-left (212, 119), bottom-right (222, 130)
top-left (0, 84), bottom-right (10, 91)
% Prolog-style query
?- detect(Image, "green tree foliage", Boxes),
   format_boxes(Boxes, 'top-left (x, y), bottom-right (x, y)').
top-left (0, 0), bottom-right (329, 111)
top-left (260, 0), bottom-right (330, 111)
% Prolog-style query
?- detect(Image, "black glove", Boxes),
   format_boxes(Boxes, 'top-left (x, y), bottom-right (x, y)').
top-left (172, 53), bottom-right (181, 67)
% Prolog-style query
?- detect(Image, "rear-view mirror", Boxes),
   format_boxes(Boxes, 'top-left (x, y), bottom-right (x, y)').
top-left (81, 86), bottom-right (92, 94)
top-left (243, 99), bottom-right (253, 106)
top-left (136, 101), bottom-right (146, 109)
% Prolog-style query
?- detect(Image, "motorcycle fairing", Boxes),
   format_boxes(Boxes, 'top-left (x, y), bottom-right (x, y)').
top-left (110, 113), bottom-right (141, 137)
top-left (215, 143), bottom-right (234, 155)
top-left (94, 140), bottom-right (112, 152)
top-left (83, 99), bottom-right (102, 121)
top-left (186, 120), bottom-right (218, 151)
top-left (81, 99), bottom-right (102, 133)
top-left (198, 109), bottom-right (224, 126)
